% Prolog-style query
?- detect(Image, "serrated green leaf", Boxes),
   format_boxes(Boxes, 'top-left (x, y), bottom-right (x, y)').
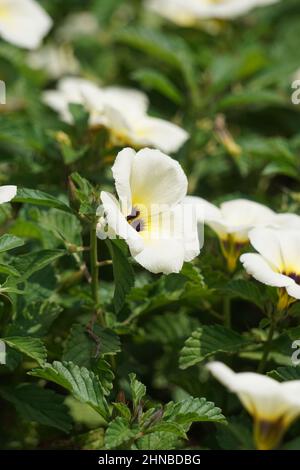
top-left (179, 325), bottom-right (249, 369)
top-left (129, 373), bottom-right (146, 411)
top-left (3, 336), bottom-right (47, 366)
top-left (163, 397), bottom-right (226, 428)
top-left (0, 384), bottom-right (72, 433)
top-left (224, 279), bottom-right (266, 310)
top-left (107, 239), bottom-right (134, 313)
top-left (149, 422), bottom-right (187, 439)
top-left (63, 324), bottom-right (120, 368)
top-left (28, 361), bottom-right (109, 419)
top-left (14, 188), bottom-right (72, 213)
top-left (113, 402), bottom-right (131, 421)
top-left (0, 234), bottom-right (24, 253)
top-left (11, 249), bottom-right (66, 281)
top-left (104, 417), bottom-right (137, 449)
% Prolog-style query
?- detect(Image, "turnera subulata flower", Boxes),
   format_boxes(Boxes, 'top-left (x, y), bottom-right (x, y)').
top-left (207, 361), bottom-right (300, 450)
top-left (0, 0), bottom-right (52, 49)
top-left (185, 197), bottom-right (274, 272)
top-left (145, 0), bottom-right (279, 26)
top-left (97, 148), bottom-right (200, 274)
top-left (241, 228), bottom-right (300, 311)
top-left (0, 185), bottom-right (17, 204)
top-left (43, 77), bottom-right (188, 154)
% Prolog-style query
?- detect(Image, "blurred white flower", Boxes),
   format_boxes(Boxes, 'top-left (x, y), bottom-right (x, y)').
top-left (27, 44), bottom-right (80, 79)
top-left (56, 11), bottom-right (99, 41)
top-left (97, 147), bottom-right (200, 274)
top-left (0, 0), bottom-right (52, 49)
top-left (241, 228), bottom-right (300, 309)
top-left (207, 361), bottom-right (300, 450)
top-left (185, 197), bottom-right (274, 271)
top-left (43, 77), bottom-right (188, 153)
top-left (0, 185), bottom-right (17, 203)
top-left (146, 0), bottom-right (279, 25)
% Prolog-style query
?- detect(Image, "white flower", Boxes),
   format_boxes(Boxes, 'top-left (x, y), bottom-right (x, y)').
top-left (185, 196), bottom-right (274, 271)
top-left (145, 0), bottom-right (279, 25)
top-left (27, 44), bottom-right (80, 79)
top-left (43, 77), bottom-right (189, 154)
top-left (241, 228), bottom-right (300, 307)
top-left (207, 361), bottom-right (300, 450)
top-left (0, 185), bottom-right (17, 204)
top-left (0, 0), bottom-right (52, 49)
top-left (97, 148), bottom-right (200, 274)
top-left (56, 11), bottom-right (99, 41)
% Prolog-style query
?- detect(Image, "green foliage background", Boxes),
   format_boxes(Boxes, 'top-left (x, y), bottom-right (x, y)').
top-left (1, 0), bottom-right (300, 450)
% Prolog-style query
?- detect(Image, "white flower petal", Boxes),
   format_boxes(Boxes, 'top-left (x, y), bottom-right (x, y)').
top-left (207, 362), bottom-right (294, 421)
top-left (133, 237), bottom-right (185, 275)
top-left (286, 283), bottom-right (300, 300)
top-left (103, 87), bottom-right (149, 120)
top-left (248, 228), bottom-right (284, 271)
top-left (133, 116), bottom-right (189, 154)
top-left (184, 196), bottom-right (221, 223)
top-left (240, 253), bottom-right (292, 288)
top-left (0, 0), bottom-right (52, 49)
top-left (100, 191), bottom-right (144, 256)
top-left (146, 0), bottom-right (279, 23)
top-left (0, 185), bottom-right (17, 204)
top-left (272, 213), bottom-right (300, 230)
top-left (129, 148), bottom-right (188, 210)
top-left (220, 199), bottom-right (275, 227)
top-left (112, 147), bottom-right (135, 208)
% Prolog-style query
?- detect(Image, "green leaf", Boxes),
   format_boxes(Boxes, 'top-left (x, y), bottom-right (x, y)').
top-left (11, 249), bottom-right (66, 281)
top-left (8, 301), bottom-right (62, 337)
top-left (131, 68), bottom-right (183, 104)
top-left (149, 422), bottom-right (187, 439)
top-left (129, 373), bottom-right (146, 411)
top-left (268, 366), bottom-right (300, 382)
top-left (3, 336), bottom-right (47, 366)
top-left (134, 431), bottom-right (179, 450)
top-left (116, 27), bottom-right (199, 103)
top-left (112, 402), bottom-right (131, 421)
top-left (63, 324), bottom-right (121, 368)
top-left (0, 234), bottom-right (24, 253)
top-left (28, 361), bottom-right (109, 419)
top-left (107, 239), bottom-right (134, 313)
top-left (0, 263), bottom-right (20, 277)
top-left (104, 417), bottom-right (137, 449)
top-left (224, 279), bottom-right (266, 310)
top-left (0, 383), bottom-right (72, 433)
top-left (179, 325), bottom-right (249, 369)
top-left (14, 188), bottom-right (72, 213)
top-left (163, 397), bottom-right (226, 428)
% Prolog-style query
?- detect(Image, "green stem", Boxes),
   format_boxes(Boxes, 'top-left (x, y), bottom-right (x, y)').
top-left (90, 218), bottom-right (105, 327)
top-left (223, 296), bottom-right (231, 328)
top-left (257, 320), bottom-right (276, 374)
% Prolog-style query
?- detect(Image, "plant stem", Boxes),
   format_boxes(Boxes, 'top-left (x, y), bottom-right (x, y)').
top-left (90, 218), bottom-right (105, 327)
top-left (223, 296), bottom-right (231, 328)
top-left (257, 320), bottom-right (276, 374)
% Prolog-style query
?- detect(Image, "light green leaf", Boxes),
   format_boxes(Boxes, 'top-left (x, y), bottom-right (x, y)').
top-left (179, 325), bottom-right (249, 369)
top-left (163, 397), bottom-right (226, 427)
top-left (129, 373), bottom-right (146, 411)
top-left (3, 336), bottom-right (47, 366)
top-left (104, 417), bottom-right (137, 449)
top-left (0, 234), bottom-right (24, 253)
top-left (28, 361), bottom-right (109, 419)
top-left (14, 188), bottom-right (72, 213)
top-left (132, 68), bottom-right (183, 104)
